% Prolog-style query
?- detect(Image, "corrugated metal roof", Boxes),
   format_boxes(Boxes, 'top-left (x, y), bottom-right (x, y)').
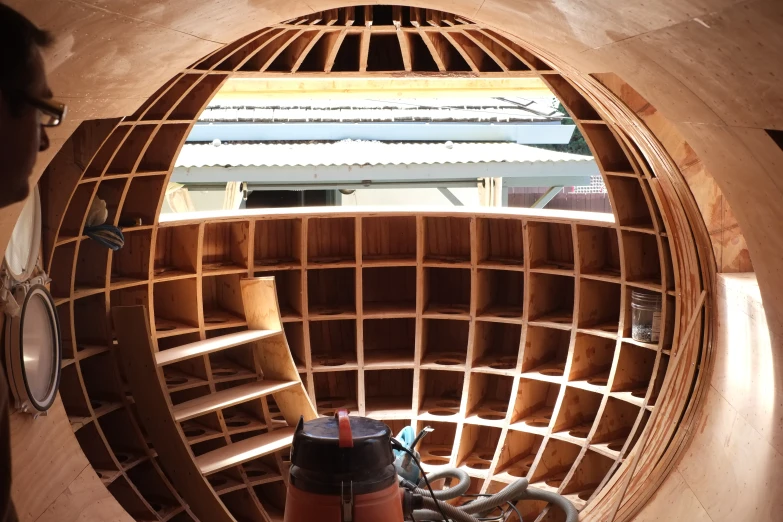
top-left (175, 140), bottom-right (593, 169)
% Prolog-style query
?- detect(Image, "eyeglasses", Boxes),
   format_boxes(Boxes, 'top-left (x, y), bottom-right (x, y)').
top-left (24, 94), bottom-right (67, 127)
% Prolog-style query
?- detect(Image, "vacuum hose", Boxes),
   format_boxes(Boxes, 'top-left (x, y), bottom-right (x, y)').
top-left (408, 472), bottom-right (578, 522)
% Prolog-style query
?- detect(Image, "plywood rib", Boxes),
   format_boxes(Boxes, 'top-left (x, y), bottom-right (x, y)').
top-left (43, 5), bottom-right (712, 522)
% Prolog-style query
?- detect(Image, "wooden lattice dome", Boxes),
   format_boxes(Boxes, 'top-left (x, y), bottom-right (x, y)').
top-left (37, 5), bottom-right (714, 522)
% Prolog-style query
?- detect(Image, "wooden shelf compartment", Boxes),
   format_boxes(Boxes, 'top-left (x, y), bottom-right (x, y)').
top-left (283, 322), bottom-right (307, 370)
top-left (476, 269), bottom-right (524, 320)
top-left (568, 333), bottom-right (616, 390)
top-left (423, 267), bottom-right (471, 315)
top-left (607, 176), bottom-right (655, 230)
top-left (362, 266), bottom-right (416, 316)
top-left (446, 31), bottom-right (503, 72)
top-left (141, 74), bottom-right (200, 121)
top-left (661, 237), bottom-right (676, 292)
top-left (417, 420), bottom-right (457, 468)
top-left (309, 319), bottom-right (358, 369)
top-left (83, 126), bottom-right (131, 178)
top-left (307, 267), bottom-right (356, 317)
top-left (648, 353), bottom-right (669, 408)
top-left (204, 467), bottom-right (245, 496)
top-left (591, 397), bottom-right (642, 457)
top-left (405, 32), bottom-right (441, 72)
top-left (222, 487), bottom-right (270, 521)
top-left (577, 278), bottom-right (621, 336)
top-left (456, 424), bottom-right (501, 476)
top-left (222, 406), bottom-right (267, 437)
top-left (521, 326), bottom-right (570, 379)
top-left (366, 33), bottom-right (406, 71)
top-left (137, 124), bottom-right (190, 173)
top-left (494, 431), bottom-right (543, 482)
top-left (79, 349), bottom-right (123, 411)
top-left (641, 178), bottom-right (665, 232)
top-left (551, 387), bottom-right (602, 442)
top-left (107, 475), bottom-right (158, 521)
top-left (174, 380), bottom-right (296, 423)
top-left (202, 273), bottom-right (246, 329)
top-left (94, 178), bottom-right (129, 227)
top-left (418, 370), bottom-right (464, 420)
top-left (465, 373), bottom-right (513, 425)
top-left (49, 243), bottom-right (76, 298)
top-left (610, 343), bottom-right (657, 400)
top-left (60, 181), bottom-right (97, 239)
top-left (154, 224), bottom-right (200, 279)
top-left (542, 74), bottom-right (601, 121)
top-left (253, 481), bottom-right (287, 521)
top-left (267, 29), bottom-right (327, 72)
top-left (74, 419), bottom-right (119, 478)
top-left (423, 32), bottom-right (473, 72)
top-left (313, 370), bottom-right (358, 416)
top-left (243, 456), bottom-right (283, 486)
top-left (168, 74), bottom-right (226, 121)
top-left (202, 220), bottom-right (250, 273)
top-left (196, 427), bottom-right (296, 475)
top-left (153, 278), bottom-right (200, 337)
top-left (253, 269), bottom-right (302, 320)
top-left (161, 349), bottom-right (209, 393)
top-left (477, 217), bottom-right (524, 267)
top-left (120, 175), bottom-right (167, 227)
top-left (307, 216), bottom-right (356, 265)
top-left (126, 460), bottom-right (179, 516)
top-left (580, 123), bottom-right (634, 175)
top-left (423, 216), bottom-right (471, 264)
top-left (472, 321), bottom-right (522, 372)
top-left (528, 273), bottom-right (574, 326)
top-left (362, 318), bottom-right (415, 369)
top-left (254, 218), bottom-right (302, 268)
top-left (420, 318), bottom-right (469, 368)
top-left (364, 369), bottom-right (414, 419)
top-left (97, 408), bottom-right (148, 468)
top-left (168, 511), bottom-right (198, 522)
top-left (207, 342), bottom-right (259, 385)
top-left (560, 450), bottom-right (614, 506)
top-left (105, 124), bottom-right (156, 175)
top-left (529, 438), bottom-right (582, 491)
top-left (75, 238), bottom-right (109, 293)
top-left (361, 215), bottom-right (417, 264)
top-left (111, 228), bottom-right (152, 285)
top-left (509, 378), bottom-right (560, 433)
top-left (60, 358), bottom-right (92, 422)
top-left (576, 225), bottom-right (621, 280)
top-left (57, 302), bottom-right (76, 362)
top-left (528, 221), bottom-right (574, 272)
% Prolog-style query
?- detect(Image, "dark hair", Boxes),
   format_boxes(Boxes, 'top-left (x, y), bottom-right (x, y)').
top-left (0, 3), bottom-right (52, 97)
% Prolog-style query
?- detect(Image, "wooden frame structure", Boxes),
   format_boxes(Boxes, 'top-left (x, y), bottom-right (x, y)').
top-left (38, 5), bottom-right (712, 522)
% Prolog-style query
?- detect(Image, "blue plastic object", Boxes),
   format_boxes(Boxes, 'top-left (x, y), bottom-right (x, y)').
top-left (393, 426), bottom-right (422, 483)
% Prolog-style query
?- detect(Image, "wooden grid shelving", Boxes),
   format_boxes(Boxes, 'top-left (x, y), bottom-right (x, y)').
top-left (41, 5), bottom-right (700, 522)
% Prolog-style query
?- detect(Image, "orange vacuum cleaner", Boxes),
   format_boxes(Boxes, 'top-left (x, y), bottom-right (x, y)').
top-left (284, 411), bottom-right (579, 522)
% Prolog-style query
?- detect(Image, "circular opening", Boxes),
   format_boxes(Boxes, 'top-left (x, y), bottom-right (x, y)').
top-left (477, 452), bottom-right (495, 461)
top-left (166, 376), bottom-right (188, 385)
top-left (435, 400), bottom-right (460, 408)
top-left (272, 415), bottom-right (285, 422)
top-left (116, 453), bottom-right (130, 463)
top-left (569, 427), bottom-right (590, 438)
top-left (184, 427), bottom-right (206, 437)
top-left (20, 289), bottom-right (60, 407)
top-left (526, 417), bottom-right (550, 428)
top-left (208, 476), bottom-right (227, 487)
top-left (422, 458), bottom-right (448, 466)
top-left (96, 471), bottom-right (103, 478)
top-left (434, 358), bottom-right (460, 366)
top-left (545, 478), bottom-right (563, 488)
top-left (588, 375), bottom-right (608, 386)
top-left (246, 469), bottom-right (267, 478)
top-left (489, 404), bottom-right (507, 413)
top-left (540, 367), bottom-right (564, 377)
top-left (608, 441), bottom-right (624, 452)
top-left (150, 503), bottom-right (163, 512)
top-left (427, 409), bottom-right (455, 417)
top-left (489, 360), bottom-right (515, 370)
top-left (507, 466), bottom-right (527, 478)
top-left (578, 490), bottom-right (594, 501)
top-left (90, 400), bottom-right (104, 410)
top-left (155, 322), bottom-right (175, 332)
top-left (632, 389), bottom-right (647, 398)
top-left (212, 367), bottom-right (237, 376)
top-left (320, 359), bottom-right (346, 367)
top-left (478, 412), bottom-right (505, 421)
top-left (204, 316), bottom-right (227, 324)
top-left (467, 461), bottom-right (490, 470)
top-left (226, 419), bottom-right (251, 428)
top-left (319, 309), bottom-right (341, 316)
top-left (428, 449), bottom-right (451, 458)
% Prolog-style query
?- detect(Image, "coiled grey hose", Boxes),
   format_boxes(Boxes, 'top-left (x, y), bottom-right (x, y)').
top-left (414, 468), bottom-right (471, 500)
top-left (412, 474), bottom-right (577, 522)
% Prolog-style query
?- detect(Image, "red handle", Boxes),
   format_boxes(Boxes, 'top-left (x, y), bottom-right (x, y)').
top-left (335, 409), bottom-right (353, 448)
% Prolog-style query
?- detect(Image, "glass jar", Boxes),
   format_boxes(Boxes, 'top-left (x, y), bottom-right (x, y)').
top-left (631, 290), bottom-right (662, 343)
